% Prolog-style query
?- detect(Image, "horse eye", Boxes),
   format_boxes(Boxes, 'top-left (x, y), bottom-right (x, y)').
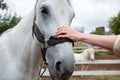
top-left (40, 7), bottom-right (49, 15)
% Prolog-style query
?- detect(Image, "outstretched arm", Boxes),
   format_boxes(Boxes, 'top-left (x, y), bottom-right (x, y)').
top-left (56, 26), bottom-right (120, 56)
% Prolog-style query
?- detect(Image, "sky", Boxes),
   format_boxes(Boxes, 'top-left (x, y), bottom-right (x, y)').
top-left (4, 0), bottom-right (120, 33)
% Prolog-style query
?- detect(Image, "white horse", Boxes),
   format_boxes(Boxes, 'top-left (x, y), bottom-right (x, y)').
top-left (74, 48), bottom-right (95, 78)
top-left (74, 48), bottom-right (95, 61)
top-left (0, 0), bottom-right (75, 80)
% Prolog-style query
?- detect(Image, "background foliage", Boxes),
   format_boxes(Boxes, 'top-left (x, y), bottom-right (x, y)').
top-left (0, 0), bottom-right (21, 34)
top-left (109, 12), bottom-right (120, 35)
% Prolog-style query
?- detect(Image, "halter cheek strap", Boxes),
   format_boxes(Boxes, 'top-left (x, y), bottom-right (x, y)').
top-left (32, 22), bottom-right (48, 65)
top-left (32, 22), bottom-right (45, 43)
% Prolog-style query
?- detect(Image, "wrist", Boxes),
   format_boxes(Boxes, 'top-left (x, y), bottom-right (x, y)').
top-left (77, 33), bottom-right (85, 41)
top-left (78, 33), bottom-right (93, 42)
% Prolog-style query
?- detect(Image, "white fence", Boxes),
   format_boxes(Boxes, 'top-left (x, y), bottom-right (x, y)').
top-left (42, 60), bottom-right (120, 76)
top-left (42, 47), bottom-right (120, 76)
top-left (73, 47), bottom-right (110, 53)
top-left (74, 60), bottom-right (120, 76)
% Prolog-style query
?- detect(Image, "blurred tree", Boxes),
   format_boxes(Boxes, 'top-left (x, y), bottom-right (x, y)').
top-left (9, 15), bottom-right (21, 28)
top-left (90, 27), bottom-right (105, 35)
top-left (0, 0), bottom-right (8, 10)
top-left (0, 14), bottom-right (21, 34)
top-left (109, 12), bottom-right (120, 35)
top-left (0, 0), bottom-right (21, 34)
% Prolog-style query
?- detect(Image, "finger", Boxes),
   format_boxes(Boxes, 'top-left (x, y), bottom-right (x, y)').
top-left (57, 27), bottom-right (69, 33)
top-left (56, 28), bottom-right (62, 34)
top-left (56, 28), bottom-right (64, 34)
top-left (57, 35), bottom-right (68, 38)
top-left (56, 30), bottom-right (67, 35)
top-left (57, 26), bottom-right (69, 30)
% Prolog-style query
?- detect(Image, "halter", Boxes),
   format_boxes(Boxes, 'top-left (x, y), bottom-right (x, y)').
top-left (32, 0), bottom-right (74, 79)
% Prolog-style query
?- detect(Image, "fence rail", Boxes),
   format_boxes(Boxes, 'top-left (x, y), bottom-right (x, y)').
top-left (42, 60), bottom-right (120, 76)
top-left (74, 50), bottom-right (110, 53)
top-left (73, 47), bottom-right (110, 53)
top-left (74, 60), bottom-right (120, 76)
top-left (75, 60), bottom-right (120, 64)
top-left (73, 70), bottom-right (120, 76)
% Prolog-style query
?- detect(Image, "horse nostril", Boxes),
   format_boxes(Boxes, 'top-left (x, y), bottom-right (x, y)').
top-left (55, 61), bottom-right (62, 72)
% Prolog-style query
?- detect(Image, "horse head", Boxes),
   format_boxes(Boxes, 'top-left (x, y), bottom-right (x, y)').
top-left (34, 0), bottom-right (75, 80)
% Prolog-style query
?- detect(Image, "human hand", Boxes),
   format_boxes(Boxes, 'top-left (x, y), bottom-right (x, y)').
top-left (56, 26), bottom-right (81, 41)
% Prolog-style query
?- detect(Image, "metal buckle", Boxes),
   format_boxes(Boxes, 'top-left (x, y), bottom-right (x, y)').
top-left (41, 41), bottom-right (48, 50)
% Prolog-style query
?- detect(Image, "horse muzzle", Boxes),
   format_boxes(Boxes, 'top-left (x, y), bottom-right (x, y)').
top-left (46, 42), bottom-right (75, 80)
